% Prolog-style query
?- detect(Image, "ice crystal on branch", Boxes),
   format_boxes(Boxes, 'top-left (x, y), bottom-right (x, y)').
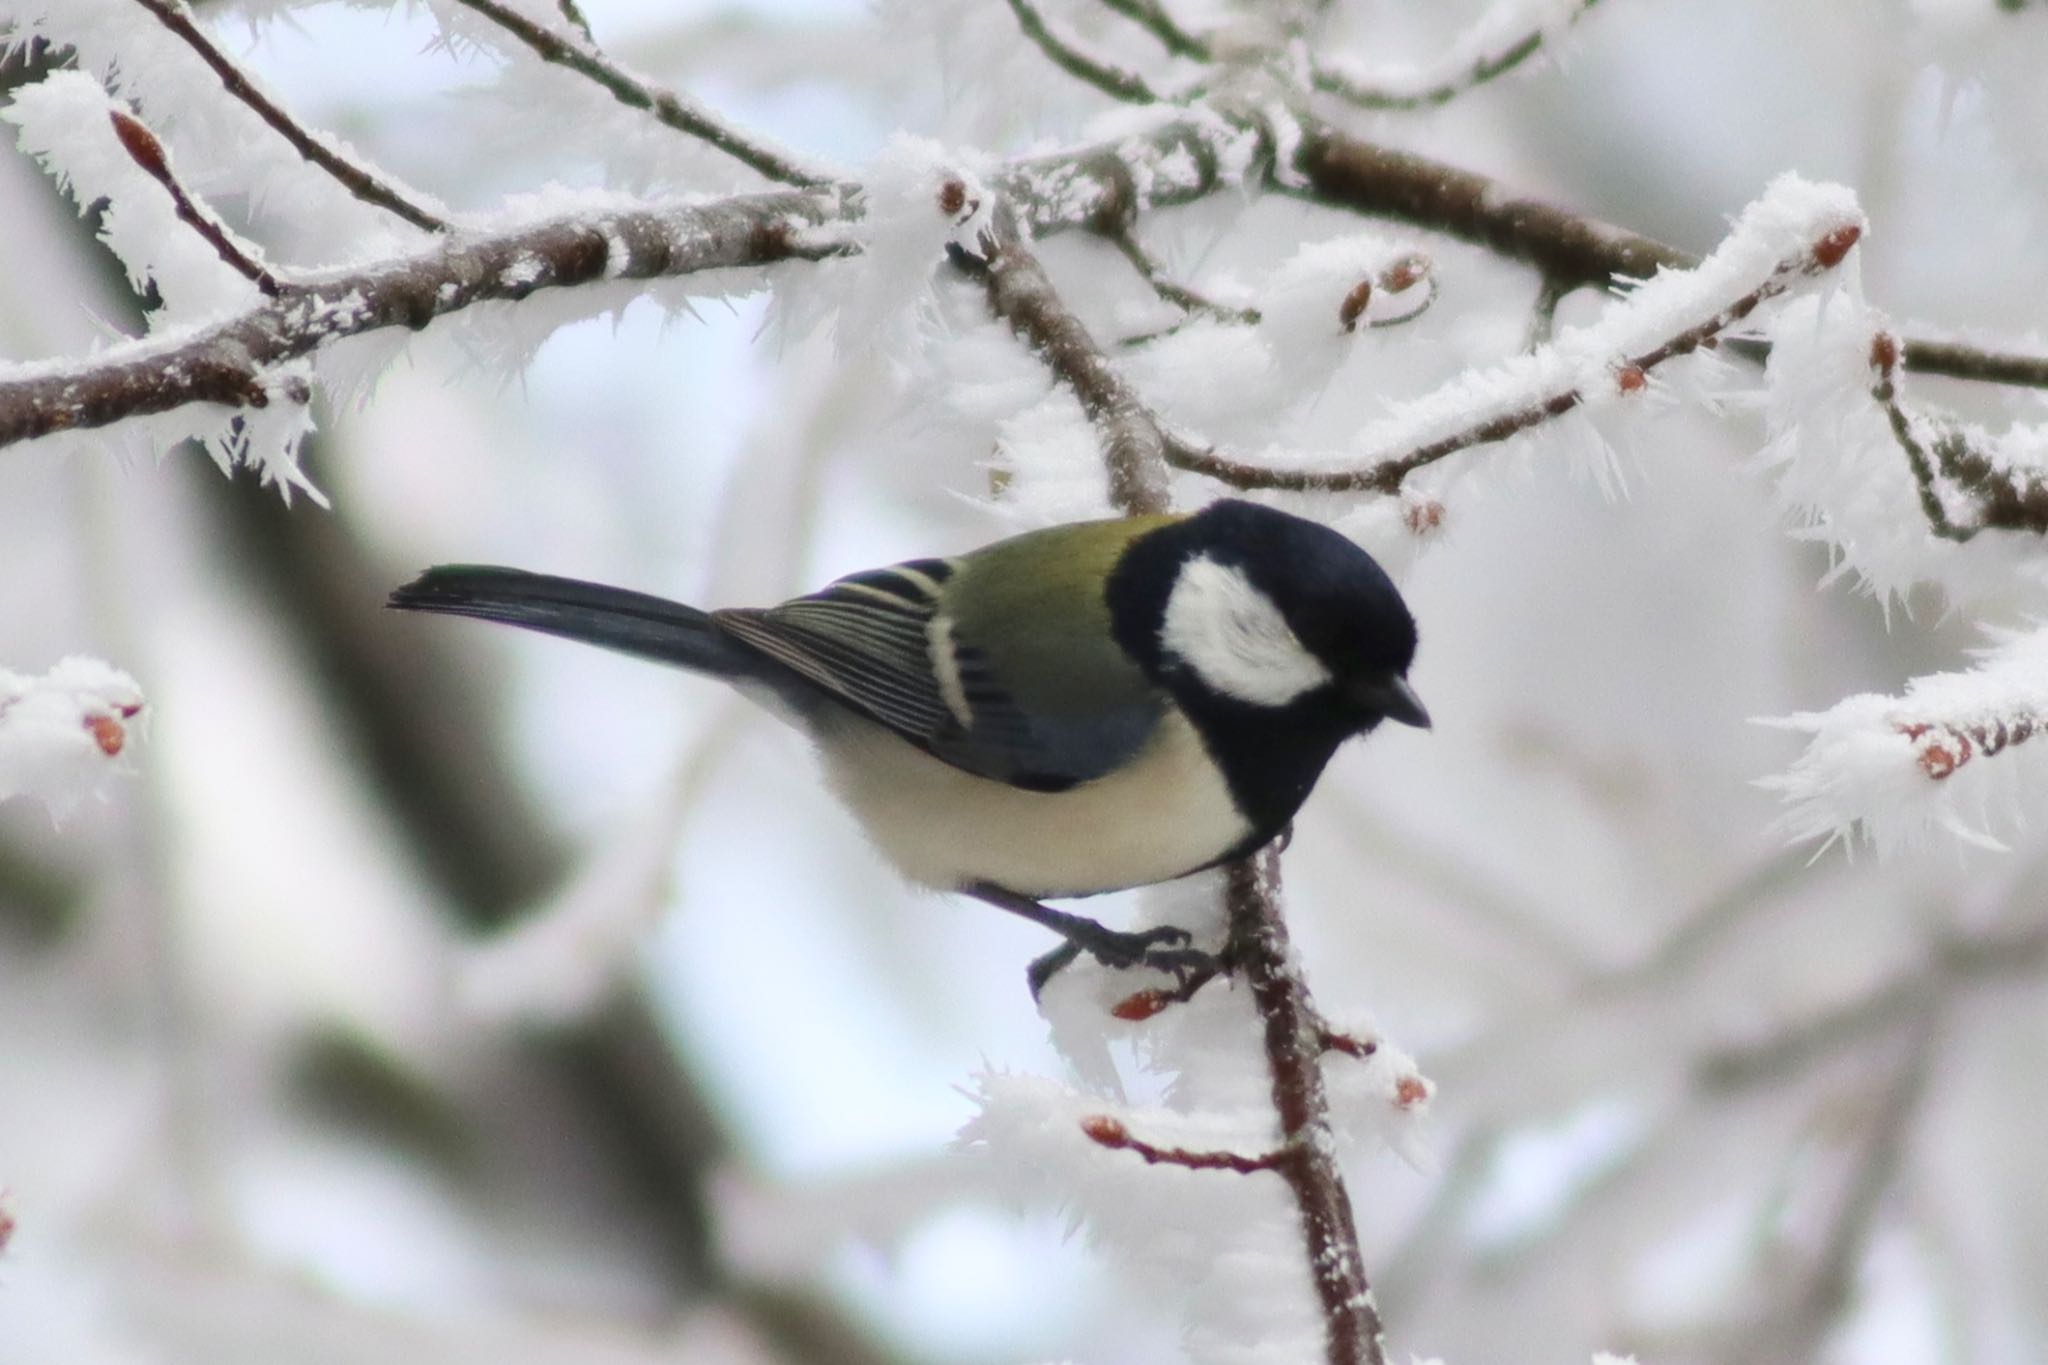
top-left (0, 657), bottom-right (145, 818)
top-left (1762, 297), bottom-right (2048, 605)
top-left (1762, 625), bottom-right (2048, 852)
top-left (4, 71), bottom-right (264, 319)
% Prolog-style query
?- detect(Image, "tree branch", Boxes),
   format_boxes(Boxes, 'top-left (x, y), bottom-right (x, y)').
top-left (1870, 332), bottom-right (2048, 541)
top-left (0, 189), bottom-right (839, 449)
top-left (1311, 0), bottom-right (1605, 111)
top-left (1228, 850), bottom-right (1388, 1365)
top-left (129, 0), bottom-right (448, 233)
top-left (972, 209), bottom-right (1174, 515)
top-left (1003, 0), bottom-right (1165, 103)
top-left (1094, 0), bottom-right (1212, 61)
top-left (1287, 120), bottom-right (2048, 390)
top-left (1163, 214), bottom-right (1860, 496)
top-left (107, 107), bottom-right (283, 296)
top-left (1104, 223), bottom-right (1258, 326)
top-left (444, 0), bottom-right (838, 188)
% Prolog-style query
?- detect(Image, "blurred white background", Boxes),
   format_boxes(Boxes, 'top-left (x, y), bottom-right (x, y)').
top-left (3, 1), bottom-right (2048, 1362)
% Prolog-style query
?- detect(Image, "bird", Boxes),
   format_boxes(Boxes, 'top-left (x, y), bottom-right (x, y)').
top-left (388, 498), bottom-right (1428, 994)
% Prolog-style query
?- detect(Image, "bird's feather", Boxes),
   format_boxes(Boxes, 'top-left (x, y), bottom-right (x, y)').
top-left (713, 519), bottom-right (1179, 791)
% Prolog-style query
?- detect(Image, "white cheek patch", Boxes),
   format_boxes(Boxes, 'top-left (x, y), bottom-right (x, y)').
top-left (1160, 554), bottom-right (1332, 706)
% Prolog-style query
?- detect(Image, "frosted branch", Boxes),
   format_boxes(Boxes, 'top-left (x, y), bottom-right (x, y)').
top-left (1290, 120), bottom-right (2048, 391)
top-left (1094, 0), bottom-right (1212, 61)
top-left (108, 107), bottom-right (282, 296)
top-left (1870, 332), bottom-right (2048, 541)
top-left (968, 207), bottom-right (1174, 516)
top-left (129, 0), bottom-right (448, 233)
top-left (0, 188), bottom-right (839, 450)
top-left (444, 0), bottom-right (838, 188)
top-left (1226, 851), bottom-right (1388, 1365)
top-left (1312, 0), bottom-right (1606, 110)
top-left (998, 105), bottom-right (1272, 235)
top-left (1762, 626), bottom-right (2048, 852)
top-left (1003, 0), bottom-right (1164, 103)
top-left (0, 657), bottom-right (145, 817)
top-left (1168, 174), bottom-right (1866, 496)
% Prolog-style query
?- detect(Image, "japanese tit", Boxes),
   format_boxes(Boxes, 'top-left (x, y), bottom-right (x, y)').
top-left (389, 499), bottom-right (1428, 990)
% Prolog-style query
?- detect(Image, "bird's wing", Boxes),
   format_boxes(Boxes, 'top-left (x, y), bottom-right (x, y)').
top-left (713, 551), bottom-right (1162, 792)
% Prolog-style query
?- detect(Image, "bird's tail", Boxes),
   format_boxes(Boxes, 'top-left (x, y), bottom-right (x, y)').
top-left (388, 565), bottom-right (760, 678)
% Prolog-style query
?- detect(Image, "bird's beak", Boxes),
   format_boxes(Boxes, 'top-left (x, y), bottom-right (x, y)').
top-left (1352, 674), bottom-right (1432, 729)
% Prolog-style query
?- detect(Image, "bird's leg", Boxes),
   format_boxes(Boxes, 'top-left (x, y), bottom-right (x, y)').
top-left (963, 882), bottom-right (1216, 998)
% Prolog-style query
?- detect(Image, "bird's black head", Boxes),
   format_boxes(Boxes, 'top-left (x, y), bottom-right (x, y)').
top-left (1106, 500), bottom-right (1427, 844)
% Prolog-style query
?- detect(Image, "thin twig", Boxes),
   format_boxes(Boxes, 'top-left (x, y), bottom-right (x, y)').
top-left (0, 189), bottom-right (839, 448)
top-left (129, 0), bottom-right (447, 233)
top-left (1870, 332), bottom-right (2048, 541)
top-left (1163, 223), bottom-right (1857, 496)
top-left (1003, 0), bottom-right (1165, 104)
top-left (1311, 0), bottom-right (1605, 110)
top-left (1106, 225), bottom-right (1258, 324)
top-left (1095, 0), bottom-right (1212, 60)
top-left (554, 0), bottom-right (595, 43)
top-left (1696, 915), bottom-right (2048, 1092)
top-left (445, 0), bottom-right (836, 188)
top-left (108, 109), bottom-right (283, 297)
top-left (1900, 338), bottom-right (2048, 389)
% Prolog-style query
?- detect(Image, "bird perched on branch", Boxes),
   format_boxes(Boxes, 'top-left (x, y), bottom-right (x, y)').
top-left (390, 499), bottom-right (1427, 993)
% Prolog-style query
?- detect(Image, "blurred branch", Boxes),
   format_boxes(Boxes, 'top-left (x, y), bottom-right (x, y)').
top-left (444, 0), bottom-right (838, 188)
top-left (129, 0), bottom-right (448, 232)
top-left (1004, 0), bottom-right (1165, 103)
top-left (1710, 1024), bottom-right (1937, 1365)
top-left (1311, 0), bottom-right (1605, 111)
top-left (1695, 914), bottom-right (2048, 1092)
top-left (1095, 0), bottom-right (1212, 60)
top-left (0, 825), bottom-right (83, 944)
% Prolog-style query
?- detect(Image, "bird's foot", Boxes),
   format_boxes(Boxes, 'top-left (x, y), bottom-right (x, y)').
top-left (965, 882), bottom-right (1218, 1000)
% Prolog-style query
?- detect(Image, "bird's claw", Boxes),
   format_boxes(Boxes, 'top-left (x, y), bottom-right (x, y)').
top-left (1028, 923), bottom-right (1216, 999)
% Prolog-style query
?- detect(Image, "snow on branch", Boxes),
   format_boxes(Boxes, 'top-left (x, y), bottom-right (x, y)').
top-left (7, 70), bottom-right (271, 318)
top-left (5, 0), bottom-right (439, 260)
top-left (1761, 625), bottom-right (2048, 852)
top-left (1313, 0), bottom-right (1605, 111)
top-left (107, 105), bottom-right (283, 296)
top-left (1167, 173), bottom-right (1867, 497)
top-left (0, 657), bottom-right (145, 817)
top-left (1761, 298), bottom-right (2048, 604)
top-left (0, 186), bottom-right (841, 452)
top-left (1870, 332), bottom-right (2048, 542)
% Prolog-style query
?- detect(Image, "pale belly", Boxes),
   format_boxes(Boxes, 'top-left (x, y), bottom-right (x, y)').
top-left (810, 707), bottom-right (1252, 898)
